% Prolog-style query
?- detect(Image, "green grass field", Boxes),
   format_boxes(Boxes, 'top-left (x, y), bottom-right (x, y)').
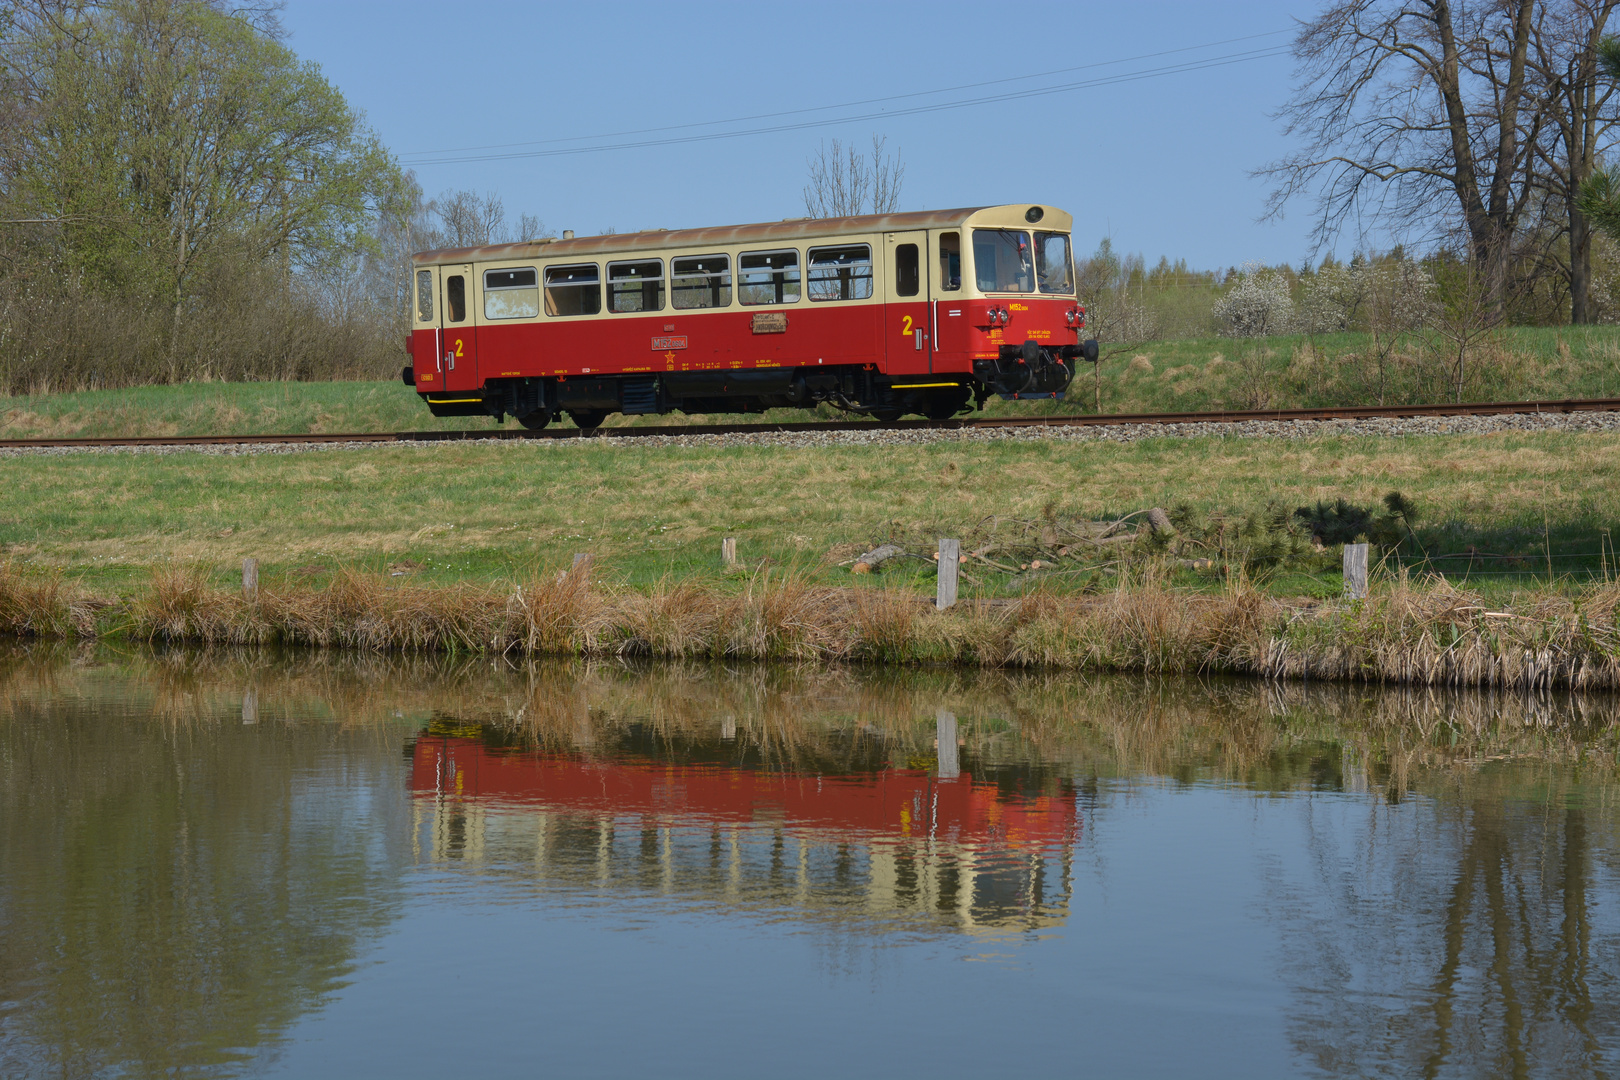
top-left (5, 325), bottom-right (1618, 439)
top-left (1, 427), bottom-right (1616, 599)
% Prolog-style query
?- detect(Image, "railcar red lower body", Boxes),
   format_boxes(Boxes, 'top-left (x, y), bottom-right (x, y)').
top-left (406, 297), bottom-right (1094, 429)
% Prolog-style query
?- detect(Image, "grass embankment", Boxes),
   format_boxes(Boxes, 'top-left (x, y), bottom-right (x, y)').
top-left (0, 430), bottom-right (1617, 593)
top-left (0, 428), bottom-right (1617, 685)
top-left (1063, 325), bottom-right (1620, 415)
top-left (4, 325), bottom-right (1619, 439)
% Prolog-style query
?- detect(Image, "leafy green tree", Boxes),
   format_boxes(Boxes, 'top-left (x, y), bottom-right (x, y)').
top-left (2, 0), bottom-right (399, 345)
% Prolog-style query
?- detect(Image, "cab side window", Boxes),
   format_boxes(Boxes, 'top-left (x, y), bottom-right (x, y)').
top-left (937, 233), bottom-right (961, 292)
top-left (446, 275), bottom-right (466, 322)
top-left (416, 270), bottom-right (434, 320)
top-left (895, 244), bottom-right (919, 297)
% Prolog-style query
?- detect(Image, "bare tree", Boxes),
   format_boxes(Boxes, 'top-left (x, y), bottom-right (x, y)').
top-left (803, 134), bottom-right (904, 218)
top-left (364, 180), bottom-right (544, 339)
top-left (1264, 1), bottom-right (1541, 312)
top-left (1573, 34), bottom-right (1620, 254)
top-left (1074, 239), bottom-right (1159, 412)
top-left (1342, 255), bottom-right (1436, 403)
top-left (1426, 257), bottom-right (1502, 400)
top-left (434, 189), bottom-right (507, 248)
top-left (1526, 1), bottom-right (1619, 323)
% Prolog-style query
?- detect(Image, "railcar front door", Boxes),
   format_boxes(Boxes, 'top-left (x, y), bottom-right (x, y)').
top-left (438, 264), bottom-right (480, 392)
top-left (883, 232), bottom-right (932, 376)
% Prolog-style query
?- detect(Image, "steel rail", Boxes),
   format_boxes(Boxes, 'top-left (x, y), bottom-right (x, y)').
top-left (3, 396), bottom-right (1619, 450)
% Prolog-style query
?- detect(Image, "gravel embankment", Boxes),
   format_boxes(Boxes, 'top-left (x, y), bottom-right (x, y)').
top-left (5, 409), bottom-right (1620, 457)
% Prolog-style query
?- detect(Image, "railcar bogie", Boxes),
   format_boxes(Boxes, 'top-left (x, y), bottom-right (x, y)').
top-left (406, 205), bottom-right (1097, 426)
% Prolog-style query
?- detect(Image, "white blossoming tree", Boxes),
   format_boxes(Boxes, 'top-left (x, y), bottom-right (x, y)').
top-left (1214, 265), bottom-right (1295, 338)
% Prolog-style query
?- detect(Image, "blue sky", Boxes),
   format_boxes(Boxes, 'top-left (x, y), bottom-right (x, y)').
top-left (278, 1), bottom-right (1334, 271)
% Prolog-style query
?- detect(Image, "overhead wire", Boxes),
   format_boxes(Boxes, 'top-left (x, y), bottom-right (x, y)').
top-left (402, 36), bottom-right (1292, 167)
top-left (402, 28), bottom-right (1292, 161)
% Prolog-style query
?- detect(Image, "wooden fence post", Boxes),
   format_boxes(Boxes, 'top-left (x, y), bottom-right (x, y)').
top-left (721, 537), bottom-right (737, 566)
top-left (936, 538), bottom-right (960, 611)
top-left (1344, 543), bottom-right (1369, 600)
top-left (935, 709), bottom-right (959, 780)
top-left (242, 558), bottom-right (258, 600)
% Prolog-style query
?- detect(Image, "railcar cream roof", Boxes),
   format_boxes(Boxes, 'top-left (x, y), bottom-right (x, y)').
top-left (411, 204), bottom-right (1072, 265)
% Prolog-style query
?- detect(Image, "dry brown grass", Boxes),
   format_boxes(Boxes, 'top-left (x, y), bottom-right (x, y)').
top-left (11, 560), bottom-right (1620, 689)
top-left (1267, 574), bottom-right (1620, 690)
top-left (131, 564), bottom-right (509, 652)
top-left (0, 562), bottom-right (98, 637)
top-left (508, 563), bottom-right (606, 654)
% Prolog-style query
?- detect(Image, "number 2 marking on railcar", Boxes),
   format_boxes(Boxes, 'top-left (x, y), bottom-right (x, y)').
top-left (900, 315), bottom-right (913, 337)
top-left (454, 339), bottom-right (464, 357)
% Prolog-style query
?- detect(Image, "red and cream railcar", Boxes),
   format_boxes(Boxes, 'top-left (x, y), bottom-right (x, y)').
top-left (405, 204), bottom-right (1096, 429)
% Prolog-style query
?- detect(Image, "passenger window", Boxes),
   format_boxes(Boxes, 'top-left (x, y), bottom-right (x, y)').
top-left (672, 254), bottom-right (731, 309)
top-left (808, 244), bottom-right (873, 302)
top-left (608, 259), bottom-right (664, 313)
top-left (895, 243), bottom-right (919, 297)
top-left (938, 233), bottom-right (961, 291)
top-left (483, 267), bottom-right (539, 319)
top-left (972, 229), bottom-right (1035, 293)
top-left (738, 249), bottom-right (801, 306)
top-left (446, 274), bottom-right (466, 322)
top-left (416, 270), bottom-right (434, 321)
top-left (545, 264), bottom-right (602, 316)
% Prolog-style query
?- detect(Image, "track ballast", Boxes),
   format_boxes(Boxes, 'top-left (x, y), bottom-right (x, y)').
top-left (3, 396), bottom-right (1619, 449)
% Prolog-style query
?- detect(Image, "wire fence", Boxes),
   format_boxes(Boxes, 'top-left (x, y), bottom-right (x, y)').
top-left (1387, 546), bottom-right (1618, 581)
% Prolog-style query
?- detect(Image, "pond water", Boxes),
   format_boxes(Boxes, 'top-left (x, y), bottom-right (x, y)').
top-left (1, 645), bottom-right (1618, 1079)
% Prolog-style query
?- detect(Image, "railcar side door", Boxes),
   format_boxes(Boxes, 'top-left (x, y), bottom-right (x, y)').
top-left (438, 263), bottom-right (480, 392)
top-left (883, 232), bottom-right (932, 376)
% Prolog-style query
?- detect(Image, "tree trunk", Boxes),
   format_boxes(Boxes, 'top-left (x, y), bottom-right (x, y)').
top-left (850, 545), bottom-right (905, 573)
top-left (1433, 0), bottom-right (1535, 316)
top-left (1572, 202), bottom-right (1592, 323)
top-left (1528, 1), bottom-right (1617, 325)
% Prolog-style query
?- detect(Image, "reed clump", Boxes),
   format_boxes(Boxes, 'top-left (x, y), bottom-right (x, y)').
top-left (0, 562), bottom-right (98, 638)
top-left (131, 565), bottom-right (512, 653)
top-left (508, 565), bottom-right (608, 655)
top-left (15, 561), bottom-right (1620, 688)
top-left (1267, 575), bottom-right (1620, 690)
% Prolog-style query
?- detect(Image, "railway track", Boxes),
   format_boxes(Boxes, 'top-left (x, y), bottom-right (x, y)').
top-left (3, 396), bottom-right (1619, 450)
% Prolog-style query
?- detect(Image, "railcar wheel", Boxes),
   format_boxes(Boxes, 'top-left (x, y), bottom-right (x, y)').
top-left (870, 409), bottom-right (903, 423)
top-left (920, 387), bottom-right (970, 421)
top-left (517, 408), bottom-right (552, 431)
top-left (568, 409), bottom-right (608, 431)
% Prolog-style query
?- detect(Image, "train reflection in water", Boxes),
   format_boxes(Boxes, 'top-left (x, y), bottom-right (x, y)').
top-left (406, 712), bottom-right (1078, 937)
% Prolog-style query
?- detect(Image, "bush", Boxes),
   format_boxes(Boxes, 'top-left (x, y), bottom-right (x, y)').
top-left (1214, 264), bottom-right (1295, 337)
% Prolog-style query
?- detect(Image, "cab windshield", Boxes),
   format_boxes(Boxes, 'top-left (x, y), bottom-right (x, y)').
top-left (1036, 232), bottom-right (1073, 293)
top-left (972, 229), bottom-right (1035, 293)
